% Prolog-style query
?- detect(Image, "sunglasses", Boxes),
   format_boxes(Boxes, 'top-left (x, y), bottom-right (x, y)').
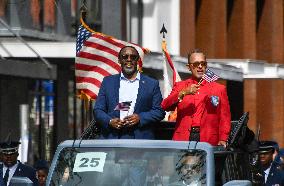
top-left (187, 61), bottom-right (207, 68)
top-left (120, 54), bottom-right (139, 62)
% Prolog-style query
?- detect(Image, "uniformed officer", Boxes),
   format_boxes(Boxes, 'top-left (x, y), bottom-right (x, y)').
top-left (0, 138), bottom-right (38, 186)
top-left (259, 141), bottom-right (284, 186)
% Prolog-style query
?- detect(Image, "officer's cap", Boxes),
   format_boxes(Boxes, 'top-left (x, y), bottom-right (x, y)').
top-left (259, 140), bottom-right (278, 154)
top-left (0, 134), bottom-right (20, 155)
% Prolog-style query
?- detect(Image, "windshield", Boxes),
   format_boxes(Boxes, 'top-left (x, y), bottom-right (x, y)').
top-left (50, 147), bottom-right (206, 186)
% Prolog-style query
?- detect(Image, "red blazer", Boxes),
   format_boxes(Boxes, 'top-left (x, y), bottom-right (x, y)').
top-left (161, 78), bottom-right (231, 146)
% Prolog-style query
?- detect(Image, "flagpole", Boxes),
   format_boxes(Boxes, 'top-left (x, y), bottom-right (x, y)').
top-left (80, 0), bottom-right (87, 19)
top-left (79, 0), bottom-right (93, 138)
top-left (197, 79), bottom-right (203, 86)
top-left (160, 24), bottom-right (170, 121)
top-left (256, 123), bottom-right (261, 142)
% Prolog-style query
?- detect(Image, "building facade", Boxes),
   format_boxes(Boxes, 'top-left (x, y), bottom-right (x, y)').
top-left (0, 0), bottom-right (283, 164)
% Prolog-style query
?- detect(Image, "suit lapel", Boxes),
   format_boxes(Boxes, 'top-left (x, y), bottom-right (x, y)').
top-left (134, 75), bottom-right (146, 112)
top-left (266, 163), bottom-right (276, 185)
top-left (114, 74), bottom-right (120, 105)
top-left (13, 162), bottom-right (21, 176)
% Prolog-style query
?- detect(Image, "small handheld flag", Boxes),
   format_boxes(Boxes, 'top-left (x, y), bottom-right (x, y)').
top-left (114, 101), bottom-right (132, 111)
top-left (202, 69), bottom-right (219, 83)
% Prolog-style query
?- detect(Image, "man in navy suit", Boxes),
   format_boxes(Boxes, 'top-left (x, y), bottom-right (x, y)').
top-left (259, 141), bottom-right (284, 186)
top-left (0, 139), bottom-right (38, 186)
top-left (94, 46), bottom-right (165, 139)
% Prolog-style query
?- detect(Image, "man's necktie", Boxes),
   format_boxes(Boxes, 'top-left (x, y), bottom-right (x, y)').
top-left (3, 168), bottom-right (10, 186)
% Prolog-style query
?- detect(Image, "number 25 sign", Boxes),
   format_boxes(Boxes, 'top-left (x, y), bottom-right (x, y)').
top-left (73, 152), bottom-right (107, 173)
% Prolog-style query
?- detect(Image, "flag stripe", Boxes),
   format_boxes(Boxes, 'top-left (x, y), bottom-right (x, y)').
top-left (93, 34), bottom-right (125, 49)
top-left (76, 70), bottom-right (106, 84)
top-left (77, 52), bottom-right (121, 72)
top-left (203, 76), bottom-right (218, 82)
top-left (95, 34), bottom-right (146, 60)
top-left (202, 69), bottom-right (219, 82)
top-left (92, 34), bottom-right (145, 58)
top-left (76, 58), bottom-right (120, 75)
top-left (76, 82), bottom-right (100, 96)
top-left (78, 89), bottom-right (97, 99)
top-left (84, 41), bottom-right (118, 57)
top-left (161, 41), bottom-right (181, 122)
top-left (87, 36), bottom-right (121, 54)
top-left (75, 64), bottom-right (112, 77)
top-left (76, 77), bottom-right (102, 88)
top-left (79, 44), bottom-right (118, 62)
top-left (163, 50), bottom-right (177, 85)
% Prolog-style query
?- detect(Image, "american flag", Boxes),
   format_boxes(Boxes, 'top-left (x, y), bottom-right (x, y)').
top-left (76, 19), bottom-right (147, 100)
top-left (114, 101), bottom-right (132, 111)
top-left (202, 69), bottom-right (219, 83)
top-left (161, 40), bottom-right (181, 91)
top-left (161, 40), bottom-right (181, 122)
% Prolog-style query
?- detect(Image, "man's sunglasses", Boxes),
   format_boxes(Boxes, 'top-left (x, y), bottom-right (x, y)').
top-left (120, 54), bottom-right (139, 62)
top-left (187, 61), bottom-right (207, 68)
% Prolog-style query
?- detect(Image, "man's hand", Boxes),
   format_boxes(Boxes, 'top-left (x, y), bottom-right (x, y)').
top-left (217, 140), bottom-right (227, 148)
top-left (178, 84), bottom-right (200, 101)
top-left (109, 118), bottom-right (124, 130)
top-left (123, 114), bottom-right (140, 128)
top-left (186, 84), bottom-right (200, 95)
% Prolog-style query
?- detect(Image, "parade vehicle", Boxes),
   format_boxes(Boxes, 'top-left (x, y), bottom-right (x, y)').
top-left (46, 139), bottom-right (260, 186)
top-left (46, 113), bottom-right (264, 186)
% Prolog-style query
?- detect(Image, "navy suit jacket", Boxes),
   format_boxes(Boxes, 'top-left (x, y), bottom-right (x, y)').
top-left (266, 162), bottom-right (284, 186)
top-left (94, 74), bottom-right (165, 139)
top-left (0, 161), bottom-right (39, 186)
top-left (0, 162), bottom-right (3, 186)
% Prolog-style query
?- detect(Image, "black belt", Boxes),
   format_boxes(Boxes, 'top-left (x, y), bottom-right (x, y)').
top-left (189, 127), bottom-right (200, 141)
top-left (191, 127), bottom-right (200, 133)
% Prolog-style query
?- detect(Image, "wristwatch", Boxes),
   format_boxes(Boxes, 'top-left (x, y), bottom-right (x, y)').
top-left (178, 91), bottom-right (186, 102)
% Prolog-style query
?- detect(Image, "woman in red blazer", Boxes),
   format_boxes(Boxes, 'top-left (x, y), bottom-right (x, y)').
top-left (161, 49), bottom-right (231, 146)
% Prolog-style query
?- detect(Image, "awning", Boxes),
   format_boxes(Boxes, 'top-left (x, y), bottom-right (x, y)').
top-left (1, 41), bottom-right (284, 81)
top-left (208, 59), bottom-right (284, 80)
top-left (0, 58), bottom-right (57, 80)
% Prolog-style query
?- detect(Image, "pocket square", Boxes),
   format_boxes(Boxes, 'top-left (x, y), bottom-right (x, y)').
top-left (211, 96), bottom-right (219, 106)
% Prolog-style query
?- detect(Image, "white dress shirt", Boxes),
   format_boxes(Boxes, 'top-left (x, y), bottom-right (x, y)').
top-left (264, 164), bottom-right (272, 183)
top-left (119, 72), bottom-right (140, 120)
top-left (3, 161), bottom-right (19, 186)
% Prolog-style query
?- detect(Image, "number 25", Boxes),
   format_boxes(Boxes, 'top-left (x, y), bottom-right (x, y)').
top-left (79, 158), bottom-right (100, 167)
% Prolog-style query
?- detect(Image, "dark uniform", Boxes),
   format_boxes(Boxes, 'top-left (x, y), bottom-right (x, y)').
top-left (0, 139), bottom-right (38, 186)
top-left (0, 161), bottom-right (4, 186)
top-left (259, 141), bottom-right (284, 186)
